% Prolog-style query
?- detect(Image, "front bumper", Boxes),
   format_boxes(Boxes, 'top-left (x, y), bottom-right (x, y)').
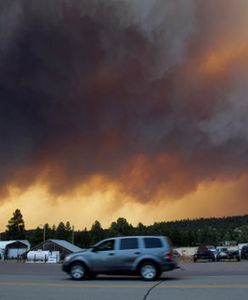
top-left (62, 262), bottom-right (71, 273)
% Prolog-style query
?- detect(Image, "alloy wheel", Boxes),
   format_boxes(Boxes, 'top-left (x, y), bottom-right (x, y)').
top-left (70, 264), bottom-right (85, 280)
top-left (140, 263), bottom-right (157, 281)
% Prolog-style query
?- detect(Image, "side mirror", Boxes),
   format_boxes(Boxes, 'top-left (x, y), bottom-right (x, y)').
top-left (92, 246), bottom-right (98, 252)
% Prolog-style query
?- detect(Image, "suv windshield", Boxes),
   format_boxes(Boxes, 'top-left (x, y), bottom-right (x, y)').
top-left (95, 240), bottom-right (115, 251)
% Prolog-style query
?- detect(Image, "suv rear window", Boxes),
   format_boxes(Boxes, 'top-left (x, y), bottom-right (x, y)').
top-left (120, 238), bottom-right (138, 250)
top-left (144, 238), bottom-right (162, 248)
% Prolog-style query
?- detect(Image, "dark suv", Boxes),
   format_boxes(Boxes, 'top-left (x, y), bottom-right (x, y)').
top-left (62, 236), bottom-right (177, 281)
top-left (193, 245), bottom-right (216, 262)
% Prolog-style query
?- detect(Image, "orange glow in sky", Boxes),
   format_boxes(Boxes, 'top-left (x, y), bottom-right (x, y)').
top-left (1, 174), bottom-right (248, 231)
top-left (201, 44), bottom-right (248, 75)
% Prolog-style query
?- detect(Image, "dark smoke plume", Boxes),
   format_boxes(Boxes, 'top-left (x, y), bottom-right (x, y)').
top-left (1, 0), bottom-right (248, 201)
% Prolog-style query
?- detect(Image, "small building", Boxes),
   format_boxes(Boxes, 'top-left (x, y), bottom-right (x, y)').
top-left (0, 240), bottom-right (31, 259)
top-left (224, 240), bottom-right (237, 246)
top-left (31, 239), bottom-right (82, 261)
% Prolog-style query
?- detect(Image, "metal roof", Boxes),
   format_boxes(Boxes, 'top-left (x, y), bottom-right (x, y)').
top-left (0, 240), bottom-right (31, 250)
top-left (47, 239), bottom-right (82, 252)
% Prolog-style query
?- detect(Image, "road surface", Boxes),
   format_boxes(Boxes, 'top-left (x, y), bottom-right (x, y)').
top-left (0, 261), bottom-right (247, 300)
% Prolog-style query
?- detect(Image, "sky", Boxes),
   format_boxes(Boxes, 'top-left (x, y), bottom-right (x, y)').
top-left (1, 0), bottom-right (248, 231)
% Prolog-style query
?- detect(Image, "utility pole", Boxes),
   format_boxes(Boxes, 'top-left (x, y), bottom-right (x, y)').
top-left (43, 224), bottom-right (46, 243)
top-left (72, 226), bottom-right (74, 244)
top-left (39, 224), bottom-right (46, 243)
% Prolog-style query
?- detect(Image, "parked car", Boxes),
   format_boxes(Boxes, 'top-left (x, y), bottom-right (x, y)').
top-left (62, 236), bottom-right (177, 281)
top-left (208, 245), bottom-right (218, 259)
top-left (241, 246), bottom-right (248, 259)
top-left (193, 245), bottom-right (216, 262)
top-left (216, 247), bottom-right (240, 262)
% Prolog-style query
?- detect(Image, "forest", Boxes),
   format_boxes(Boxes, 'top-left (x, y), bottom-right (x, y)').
top-left (2, 209), bottom-right (248, 248)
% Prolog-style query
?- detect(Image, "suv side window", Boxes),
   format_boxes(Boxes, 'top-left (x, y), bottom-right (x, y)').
top-left (95, 240), bottom-right (115, 251)
top-left (120, 238), bottom-right (138, 250)
top-left (144, 238), bottom-right (162, 248)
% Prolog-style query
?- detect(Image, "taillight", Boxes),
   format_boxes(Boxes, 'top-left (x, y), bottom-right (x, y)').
top-left (166, 250), bottom-right (173, 261)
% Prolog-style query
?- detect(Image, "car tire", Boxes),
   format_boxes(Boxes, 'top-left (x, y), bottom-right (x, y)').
top-left (70, 263), bottom-right (87, 280)
top-left (193, 257), bottom-right (197, 263)
top-left (236, 256), bottom-right (241, 262)
top-left (139, 261), bottom-right (158, 281)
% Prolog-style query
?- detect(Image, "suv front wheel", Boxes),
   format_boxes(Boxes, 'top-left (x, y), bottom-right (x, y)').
top-left (139, 261), bottom-right (159, 281)
top-left (70, 263), bottom-right (87, 280)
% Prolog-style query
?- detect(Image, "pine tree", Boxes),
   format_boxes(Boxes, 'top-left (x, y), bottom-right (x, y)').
top-left (55, 222), bottom-right (67, 240)
top-left (5, 209), bottom-right (26, 239)
top-left (90, 221), bottom-right (105, 244)
top-left (110, 218), bottom-right (133, 236)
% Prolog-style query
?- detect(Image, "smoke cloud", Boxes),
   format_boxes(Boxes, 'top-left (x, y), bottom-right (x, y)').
top-left (1, 0), bottom-right (248, 203)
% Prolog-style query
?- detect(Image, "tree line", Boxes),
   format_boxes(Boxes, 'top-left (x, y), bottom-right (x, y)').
top-left (2, 209), bottom-right (248, 248)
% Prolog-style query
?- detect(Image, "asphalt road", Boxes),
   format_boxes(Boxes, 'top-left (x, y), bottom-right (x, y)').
top-left (0, 261), bottom-right (248, 300)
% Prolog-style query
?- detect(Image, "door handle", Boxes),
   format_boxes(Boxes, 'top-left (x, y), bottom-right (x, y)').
top-left (134, 252), bottom-right (141, 255)
top-left (108, 253), bottom-right (115, 256)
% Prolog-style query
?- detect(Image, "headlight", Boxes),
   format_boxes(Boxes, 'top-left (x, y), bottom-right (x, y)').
top-left (64, 255), bottom-right (72, 262)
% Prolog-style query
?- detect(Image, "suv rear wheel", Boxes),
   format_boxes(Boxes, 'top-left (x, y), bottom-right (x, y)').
top-left (70, 263), bottom-right (87, 280)
top-left (139, 261), bottom-right (159, 281)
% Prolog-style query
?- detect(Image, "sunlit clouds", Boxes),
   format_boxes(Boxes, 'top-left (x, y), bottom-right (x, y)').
top-left (1, 174), bottom-right (248, 231)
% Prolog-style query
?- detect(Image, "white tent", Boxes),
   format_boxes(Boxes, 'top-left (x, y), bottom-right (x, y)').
top-left (0, 240), bottom-right (31, 259)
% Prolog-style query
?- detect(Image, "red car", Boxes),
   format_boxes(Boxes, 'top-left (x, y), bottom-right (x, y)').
top-left (193, 245), bottom-right (216, 262)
